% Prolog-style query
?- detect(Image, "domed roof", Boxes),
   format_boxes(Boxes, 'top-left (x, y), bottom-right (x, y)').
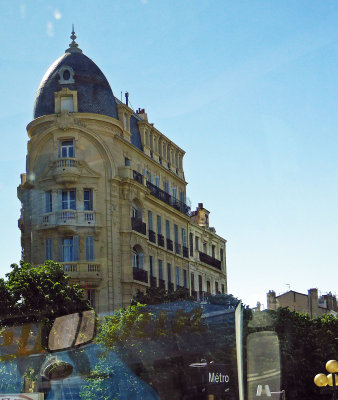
top-left (33, 31), bottom-right (118, 119)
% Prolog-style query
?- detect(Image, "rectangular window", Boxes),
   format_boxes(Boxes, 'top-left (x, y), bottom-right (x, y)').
top-left (166, 220), bottom-right (170, 239)
top-left (158, 260), bottom-right (163, 280)
top-left (157, 215), bottom-right (162, 234)
top-left (172, 186), bottom-right (177, 200)
top-left (87, 289), bottom-right (95, 308)
top-left (191, 272), bottom-right (195, 292)
top-left (195, 236), bottom-right (199, 251)
top-left (62, 189), bottom-right (76, 210)
top-left (86, 236), bottom-right (94, 261)
top-left (84, 189), bottom-right (93, 211)
top-left (215, 282), bottom-right (219, 294)
top-left (180, 191), bottom-right (186, 205)
top-left (60, 139), bottom-right (74, 158)
top-left (189, 232), bottom-right (193, 256)
top-left (212, 245), bottom-right (215, 258)
top-left (174, 224), bottom-right (178, 243)
top-left (45, 191), bottom-right (52, 213)
top-left (198, 275), bottom-right (203, 292)
top-left (149, 256), bottom-right (154, 277)
top-left (203, 242), bottom-right (207, 253)
top-left (45, 238), bottom-right (53, 260)
top-left (183, 270), bottom-right (187, 288)
top-left (148, 210), bottom-right (153, 231)
top-left (167, 263), bottom-right (172, 283)
top-left (220, 248), bottom-right (224, 262)
top-left (59, 236), bottom-right (79, 262)
top-left (176, 266), bottom-right (180, 286)
top-left (61, 97), bottom-right (74, 112)
top-left (182, 229), bottom-right (187, 247)
top-left (155, 176), bottom-right (160, 187)
top-left (222, 284), bottom-right (225, 294)
top-left (124, 157), bottom-right (131, 166)
top-left (164, 181), bottom-right (170, 194)
top-left (149, 172), bottom-right (153, 184)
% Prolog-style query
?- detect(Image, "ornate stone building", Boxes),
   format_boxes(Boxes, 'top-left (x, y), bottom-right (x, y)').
top-left (17, 31), bottom-right (227, 313)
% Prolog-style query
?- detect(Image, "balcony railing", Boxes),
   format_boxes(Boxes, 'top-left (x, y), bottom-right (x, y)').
top-left (146, 181), bottom-right (191, 216)
top-left (199, 251), bottom-right (222, 270)
top-left (131, 217), bottom-right (146, 235)
top-left (56, 158), bottom-right (79, 168)
top-left (157, 234), bottom-right (164, 247)
top-left (60, 262), bottom-right (102, 286)
top-left (150, 276), bottom-right (157, 287)
top-left (41, 211), bottom-right (97, 227)
top-left (175, 242), bottom-right (181, 255)
top-left (183, 246), bottom-right (189, 258)
top-left (168, 282), bottom-right (174, 292)
top-left (159, 278), bottom-right (165, 289)
top-left (148, 230), bottom-right (156, 243)
top-left (133, 170), bottom-right (143, 184)
top-left (133, 267), bottom-right (148, 283)
top-left (166, 238), bottom-right (173, 251)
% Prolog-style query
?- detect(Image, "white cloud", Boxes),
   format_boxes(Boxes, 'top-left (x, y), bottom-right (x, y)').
top-left (54, 9), bottom-right (62, 20)
top-left (20, 3), bottom-right (26, 19)
top-left (46, 21), bottom-right (54, 37)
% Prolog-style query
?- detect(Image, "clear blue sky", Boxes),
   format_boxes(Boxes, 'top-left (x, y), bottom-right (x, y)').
top-left (0, 1), bottom-right (337, 308)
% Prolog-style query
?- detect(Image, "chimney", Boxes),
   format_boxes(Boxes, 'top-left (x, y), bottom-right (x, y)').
top-left (267, 290), bottom-right (277, 311)
top-left (125, 92), bottom-right (129, 106)
top-left (308, 288), bottom-right (318, 318)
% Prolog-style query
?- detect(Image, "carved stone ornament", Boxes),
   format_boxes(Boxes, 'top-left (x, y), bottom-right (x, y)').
top-left (57, 112), bottom-right (75, 130)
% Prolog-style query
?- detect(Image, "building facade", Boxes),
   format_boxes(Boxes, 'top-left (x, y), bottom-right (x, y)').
top-left (17, 32), bottom-right (227, 313)
top-left (267, 289), bottom-right (337, 317)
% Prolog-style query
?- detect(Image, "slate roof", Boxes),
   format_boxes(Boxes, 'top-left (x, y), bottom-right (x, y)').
top-left (33, 51), bottom-right (118, 120)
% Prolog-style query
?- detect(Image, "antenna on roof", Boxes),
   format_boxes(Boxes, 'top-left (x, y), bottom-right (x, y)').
top-left (65, 24), bottom-right (82, 54)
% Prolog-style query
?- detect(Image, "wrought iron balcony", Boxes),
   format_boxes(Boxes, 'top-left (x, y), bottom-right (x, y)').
top-left (133, 267), bottom-right (148, 283)
top-left (146, 181), bottom-right (191, 216)
top-left (175, 242), bottom-right (181, 255)
top-left (199, 251), bottom-right (222, 270)
top-left (183, 246), bottom-right (189, 258)
top-left (132, 170), bottom-right (143, 184)
top-left (131, 217), bottom-right (146, 235)
top-left (159, 278), bottom-right (166, 289)
top-left (166, 238), bottom-right (173, 251)
top-left (157, 234), bottom-right (164, 247)
top-left (148, 229), bottom-right (156, 243)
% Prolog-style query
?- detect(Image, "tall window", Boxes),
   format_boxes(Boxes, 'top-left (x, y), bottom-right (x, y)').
top-left (61, 190), bottom-right (76, 210)
top-left (198, 275), bottom-right (203, 292)
top-left (215, 281), bottom-right (219, 294)
top-left (176, 266), bottom-right (180, 286)
top-left (157, 215), bottom-right (162, 234)
top-left (212, 245), bottom-right (216, 258)
top-left (155, 176), bottom-right (160, 187)
top-left (86, 236), bottom-right (94, 261)
top-left (220, 248), bottom-right (224, 262)
top-left (207, 280), bottom-right (211, 294)
top-left (84, 189), bottom-right (93, 211)
top-left (191, 272), bottom-right (195, 292)
top-left (148, 210), bottom-right (153, 231)
top-left (174, 224), bottom-right (178, 243)
top-left (221, 284), bottom-right (225, 294)
top-left (45, 191), bottom-right (52, 213)
top-left (59, 236), bottom-right (79, 262)
top-left (87, 289), bottom-right (95, 308)
top-left (167, 263), bottom-right (172, 283)
top-left (180, 191), bottom-right (186, 205)
top-left (183, 270), bottom-right (187, 288)
top-left (164, 181), bottom-right (170, 194)
top-left (133, 246), bottom-right (144, 269)
top-left (60, 139), bottom-right (74, 158)
top-left (166, 220), bottom-right (170, 239)
top-left (172, 186), bottom-right (177, 200)
top-left (195, 236), bottom-right (199, 251)
top-left (182, 229), bottom-right (187, 247)
top-left (45, 238), bottom-right (53, 260)
top-left (149, 256), bottom-right (154, 277)
top-left (203, 242), bottom-right (207, 253)
top-left (158, 260), bottom-right (163, 280)
top-left (189, 232), bottom-right (193, 256)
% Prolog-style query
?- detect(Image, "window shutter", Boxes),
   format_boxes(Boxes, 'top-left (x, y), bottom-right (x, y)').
top-left (139, 253), bottom-right (144, 269)
top-left (73, 235), bottom-right (79, 261)
top-left (58, 238), bottom-right (63, 262)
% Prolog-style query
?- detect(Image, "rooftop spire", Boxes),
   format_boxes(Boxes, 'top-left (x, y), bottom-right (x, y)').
top-left (65, 25), bottom-right (82, 53)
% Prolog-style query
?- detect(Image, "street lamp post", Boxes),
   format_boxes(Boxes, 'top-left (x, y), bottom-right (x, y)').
top-left (314, 360), bottom-right (338, 400)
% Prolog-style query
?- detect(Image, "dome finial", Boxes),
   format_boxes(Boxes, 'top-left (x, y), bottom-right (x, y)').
top-left (65, 25), bottom-right (82, 53)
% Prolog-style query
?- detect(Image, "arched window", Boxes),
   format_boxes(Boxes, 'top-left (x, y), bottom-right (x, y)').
top-left (132, 199), bottom-right (142, 219)
top-left (133, 245), bottom-right (144, 269)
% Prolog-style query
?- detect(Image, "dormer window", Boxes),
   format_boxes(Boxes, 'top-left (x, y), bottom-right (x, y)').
top-left (58, 65), bottom-right (75, 84)
top-left (61, 96), bottom-right (74, 112)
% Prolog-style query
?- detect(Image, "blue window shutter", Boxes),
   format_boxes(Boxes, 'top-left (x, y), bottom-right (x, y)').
top-left (58, 238), bottom-right (63, 262)
top-left (73, 235), bottom-right (79, 261)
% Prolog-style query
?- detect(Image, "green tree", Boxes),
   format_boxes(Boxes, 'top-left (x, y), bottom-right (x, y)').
top-left (0, 260), bottom-right (90, 323)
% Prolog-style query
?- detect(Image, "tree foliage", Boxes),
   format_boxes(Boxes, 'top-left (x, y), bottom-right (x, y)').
top-left (0, 260), bottom-right (90, 323)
